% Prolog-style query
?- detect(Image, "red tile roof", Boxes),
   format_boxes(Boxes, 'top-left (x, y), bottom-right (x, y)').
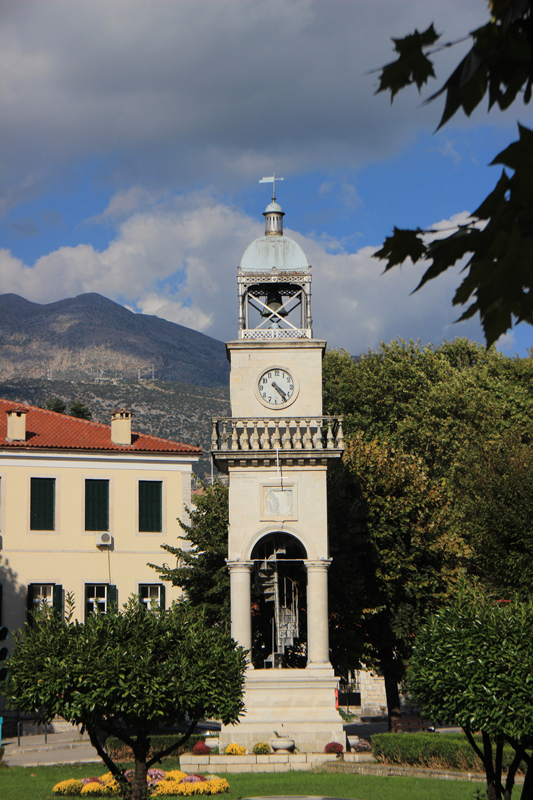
top-left (0, 399), bottom-right (201, 455)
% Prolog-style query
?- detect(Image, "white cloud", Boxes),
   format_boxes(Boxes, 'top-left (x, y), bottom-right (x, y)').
top-left (0, 0), bottom-right (493, 210)
top-left (0, 191), bottom-right (484, 353)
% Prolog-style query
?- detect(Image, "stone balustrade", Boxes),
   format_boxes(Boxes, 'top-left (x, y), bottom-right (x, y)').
top-left (211, 416), bottom-right (344, 454)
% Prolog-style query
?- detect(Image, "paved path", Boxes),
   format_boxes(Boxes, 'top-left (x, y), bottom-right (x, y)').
top-left (2, 730), bottom-right (101, 767)
top-left (1, 721), bottom-right (220, 767)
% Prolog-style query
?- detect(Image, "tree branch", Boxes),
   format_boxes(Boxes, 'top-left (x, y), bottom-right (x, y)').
top-left (146, 718), bottom-right (199, 769)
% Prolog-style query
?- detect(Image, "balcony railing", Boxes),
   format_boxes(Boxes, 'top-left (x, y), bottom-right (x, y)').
top-left (211, 416), bottom-right (344, 454)
top-left (240, 328), bottom-right (312, 340)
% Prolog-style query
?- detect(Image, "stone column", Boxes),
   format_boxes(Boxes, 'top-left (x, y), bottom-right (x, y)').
top-left (228, 560), bottom-right (253, 662)
top-left (306, 559), bottom-right (331, 666)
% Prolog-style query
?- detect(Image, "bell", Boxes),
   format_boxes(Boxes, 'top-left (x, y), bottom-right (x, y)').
top-left (261, 289), bottom-right (288, 318)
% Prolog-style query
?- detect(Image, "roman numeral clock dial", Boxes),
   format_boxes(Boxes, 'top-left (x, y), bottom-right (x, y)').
top-left (256, 367), bottom-right (298, 408)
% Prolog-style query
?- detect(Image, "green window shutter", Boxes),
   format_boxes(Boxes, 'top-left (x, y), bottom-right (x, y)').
top-left (160, 585), bottom-right (166, 611)
top-left (30, 478), bottom-right (55, 530)
top-left (85, 480), bottom-right (109, 531)
top-left (53, 585), bottom-right (63, 617)
top-left (139, 481), bottom-right (162, 532)
top-left (107, 584), bottom-right (118, 609)
top-left (85, 584), bottom-right (91, 621)
top-left (27, 584), bottom-right (35, 625)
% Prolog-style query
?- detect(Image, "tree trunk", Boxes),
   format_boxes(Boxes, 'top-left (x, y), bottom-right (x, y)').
top-left (380, 659), bottom-right (401, 730)
top-left (132, 752), bottom-right (148, 800)
top-left (521, 766), bottom-right (533, 800)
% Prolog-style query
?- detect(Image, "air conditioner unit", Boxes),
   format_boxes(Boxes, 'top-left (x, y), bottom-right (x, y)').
top-left (95, 532), bottom-right (113, 547)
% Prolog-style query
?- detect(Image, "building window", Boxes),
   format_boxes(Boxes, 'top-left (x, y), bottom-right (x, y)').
top-left (27, 583), bottom-right (63, 623)
top-left (30, 478), bottom-right (55, 530)
top-left (139, 584), bottom-right (166, 610)
top-left (139, 481), bottom-right (162, 532)
top-left (85, 480), bottom-right (109, 531)
top-left (85, 584), bottom-right (117, 618)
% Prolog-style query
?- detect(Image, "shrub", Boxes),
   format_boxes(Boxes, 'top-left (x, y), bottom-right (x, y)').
top-left (224, 743), bottom-right (246, 755)
top-left (105, 733), bottom-right (207, 761)
top-left (252, 742), bottom-right (271, 755)
top-left (192, 741), bottom-right (211, 755)
top-left (371, 733), bottom-right (527, 772)
top-left (0, 745), bottom-right (4, 762)
top-left (324, 741), bottom-right (344, 754)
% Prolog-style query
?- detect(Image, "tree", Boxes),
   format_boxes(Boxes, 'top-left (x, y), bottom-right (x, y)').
top-left (70, 400), bottom-right (92, 420)
top-left (458, 430), bottom-right (533, 598)
top-left (374, 3), bottom-right (533, 346)
top-left (323, 340), bottom-right (533, 483)
top-left (150, 480), bottom-right (230, 627)
top-left (328, 432), bottom-right (465, 723)
top-left (408, 584), bottom-right (533, 800)
top-left (1, 596), bottom-right (246, 800)
top-left (323, 340), bottom-right (533, 721)
top-left (46, 396), bottom-right (67, 414)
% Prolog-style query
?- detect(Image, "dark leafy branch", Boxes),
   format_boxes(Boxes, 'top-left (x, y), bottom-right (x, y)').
top-left (374, 1), bottom-right (533, 346)
top-left (375, 123), bottom-right (533, 347)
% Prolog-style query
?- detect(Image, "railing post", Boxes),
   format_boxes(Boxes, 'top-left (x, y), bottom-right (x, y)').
top-left (251, 420), bottom-right (260, 450)
top-left (260, 421), bottom-right (270, 450)
top-left (293, 420), bottom-right (302, 449)
top-left (231, 420), bottom-right (240, 451)
top-left (303, 420), bottom-right (313, 450)
top-left (221, 420), bottom-right (229, 451)
top-left (314, 419), bottom-right (323, 449)
top-left (336, 418), bottom-right (345, 450)
top-left (326, 419), bottom-right (334, 449)
top-left (240, 421), bottom-right (250, 450)
top-left (272, 420), bottom-right (281, 449)
top-left (282, 420), bottom-right (292, 450)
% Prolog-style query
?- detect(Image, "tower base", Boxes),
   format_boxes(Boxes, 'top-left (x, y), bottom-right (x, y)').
top-left (220, 665), bottom-right (345, 753)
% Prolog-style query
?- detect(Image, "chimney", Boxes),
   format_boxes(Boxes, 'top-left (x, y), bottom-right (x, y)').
top-left (7, 407), bottom-right (28, 441)
top-left (111, 408), bottom-right (132, 445)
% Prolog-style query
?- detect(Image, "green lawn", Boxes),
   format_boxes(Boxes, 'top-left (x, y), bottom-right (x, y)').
top-left (0, 760), bottom-right (486, 800)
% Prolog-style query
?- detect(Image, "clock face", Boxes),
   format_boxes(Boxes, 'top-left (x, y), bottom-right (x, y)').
top-left (257, 368), bottom-right (295, 406)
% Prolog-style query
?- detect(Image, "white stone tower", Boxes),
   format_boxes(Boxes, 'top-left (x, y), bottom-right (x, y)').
top-left (212, 183), bottom-right (345, 752)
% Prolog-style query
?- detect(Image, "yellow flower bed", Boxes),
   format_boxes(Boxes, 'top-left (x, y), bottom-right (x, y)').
top-left (154, 777), bottom-right (229, 796)
top-left (53, 771), bottom-right (229, 797)
top-left (53, 780), bottom-right (85, 796)
top-left (223, 743), bottom-right (246, 755)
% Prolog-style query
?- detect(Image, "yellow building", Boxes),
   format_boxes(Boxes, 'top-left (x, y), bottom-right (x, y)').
top-left (0, 400), bottom-right (200, 654)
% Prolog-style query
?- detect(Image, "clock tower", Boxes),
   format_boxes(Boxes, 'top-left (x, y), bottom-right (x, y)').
top-left (212, 184), bottom-right (345, 752)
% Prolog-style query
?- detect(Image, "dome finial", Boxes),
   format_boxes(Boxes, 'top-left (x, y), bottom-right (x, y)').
top-left (259, 173), bottom-right (285, 236)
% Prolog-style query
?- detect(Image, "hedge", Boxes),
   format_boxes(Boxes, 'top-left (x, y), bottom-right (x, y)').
top-left (372, 733), bottom-right (528, 773)
top-left (105, 734), bottom-right (210, 761)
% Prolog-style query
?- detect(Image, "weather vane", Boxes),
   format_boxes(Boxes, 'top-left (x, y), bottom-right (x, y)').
top-left (259, 172), bottom-right (284, 202)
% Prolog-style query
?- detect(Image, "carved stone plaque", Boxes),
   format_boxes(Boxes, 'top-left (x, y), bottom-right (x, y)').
top-left (261, 483), bottom-right (297, 520)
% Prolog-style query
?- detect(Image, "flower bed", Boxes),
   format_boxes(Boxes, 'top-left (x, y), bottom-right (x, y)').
top-left (53, 769), bottom-right (229, 797)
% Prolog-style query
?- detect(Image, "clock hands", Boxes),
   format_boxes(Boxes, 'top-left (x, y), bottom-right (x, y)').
top-left (272, 382), bottom-right (287, 402)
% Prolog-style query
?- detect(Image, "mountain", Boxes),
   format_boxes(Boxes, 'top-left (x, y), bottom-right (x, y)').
top-left (0, 293), bottom-right (229, 387)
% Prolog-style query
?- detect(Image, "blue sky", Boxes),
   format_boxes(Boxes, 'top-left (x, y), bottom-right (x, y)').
top-left (1, 1), bottom-right (532, 356)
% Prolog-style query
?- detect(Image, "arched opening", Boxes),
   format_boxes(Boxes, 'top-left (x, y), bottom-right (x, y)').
top-left (251, 532), bottom-right (307, 669)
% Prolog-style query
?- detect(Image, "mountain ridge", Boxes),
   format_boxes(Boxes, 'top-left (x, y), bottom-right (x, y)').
top-left (0, 293), bottom-right (230, 387)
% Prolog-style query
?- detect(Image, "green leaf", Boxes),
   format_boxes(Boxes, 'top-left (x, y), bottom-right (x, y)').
top-left (376, 25), bottom-right (439, 101)
top-left (375, 227), bottom-right (426, 270)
